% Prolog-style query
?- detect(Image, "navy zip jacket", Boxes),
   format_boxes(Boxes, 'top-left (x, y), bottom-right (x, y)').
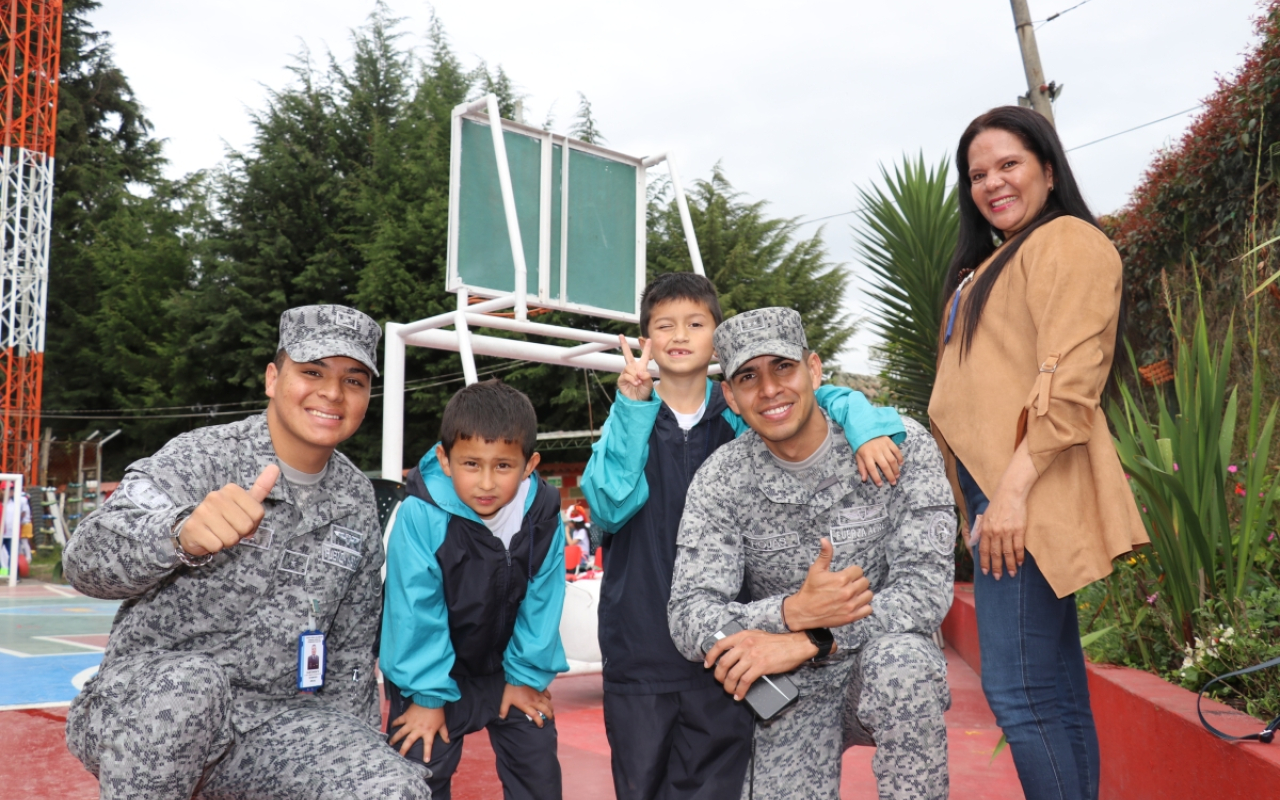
top-left (380, 446), bottom-right (569, 709)
top-left (581, 379), bottom-right (905, 694)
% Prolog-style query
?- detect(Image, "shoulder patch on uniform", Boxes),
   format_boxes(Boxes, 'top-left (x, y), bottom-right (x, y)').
top-left (123, 479), bottom-right (174, 512)
top-left (928, 511), bottom-right (956, 556)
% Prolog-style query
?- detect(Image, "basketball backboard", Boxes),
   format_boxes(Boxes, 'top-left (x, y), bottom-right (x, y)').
top-left (449, 110), bottom-right (646, 322)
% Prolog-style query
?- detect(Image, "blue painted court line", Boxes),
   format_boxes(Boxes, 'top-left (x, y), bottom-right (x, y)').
top-left (0, 650), bottom-right (102, 706)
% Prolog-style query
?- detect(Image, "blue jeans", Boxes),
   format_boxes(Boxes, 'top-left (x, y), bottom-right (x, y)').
top-left (957, 460), bottom-right (1100, 800)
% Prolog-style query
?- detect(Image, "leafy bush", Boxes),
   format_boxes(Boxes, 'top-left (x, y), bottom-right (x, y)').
top-left (1109, 291), bottom-right (1279, 645)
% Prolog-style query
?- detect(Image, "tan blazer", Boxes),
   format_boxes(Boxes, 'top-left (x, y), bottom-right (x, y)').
top-left (928, 216), bottom-right (1147, 598)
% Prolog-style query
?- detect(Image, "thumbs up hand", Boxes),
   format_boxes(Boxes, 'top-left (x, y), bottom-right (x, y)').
top-left (781, 538), bottom-right (874, 630)
top-left (176, 465), bottom-right (281, 558)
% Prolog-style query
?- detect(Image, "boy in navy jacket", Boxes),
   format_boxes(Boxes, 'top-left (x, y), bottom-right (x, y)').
top-left (581, 274), bottom-right (906, 800)
top-left (381, 380), bottom-right (568, 800)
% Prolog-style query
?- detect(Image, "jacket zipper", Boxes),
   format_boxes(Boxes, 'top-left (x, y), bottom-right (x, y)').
top-left (493, 547), bottom-right (511, 674)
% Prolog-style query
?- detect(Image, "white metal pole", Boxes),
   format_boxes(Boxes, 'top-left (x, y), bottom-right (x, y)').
top-left (381, 323), bottom-right (406, 481)
top-left (397, 295), bottom-right (514, 338)
top-left (486, 94), bottom-right (529, 321)
top-left (665, 154), bottom-right (705, 277)
top-left (404, 328), bottom-right (659, 376)
top-left (456, 289), bottom-right (479, 385)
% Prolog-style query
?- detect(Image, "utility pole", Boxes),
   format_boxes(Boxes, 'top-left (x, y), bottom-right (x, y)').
top-left (1009, 0), bottom-right (1056, 126)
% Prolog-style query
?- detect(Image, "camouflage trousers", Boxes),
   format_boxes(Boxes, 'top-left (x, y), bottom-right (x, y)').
top-left (743, 633), bottom-right (950, 800)
top-left (66, 651), bottom-right (431, 800)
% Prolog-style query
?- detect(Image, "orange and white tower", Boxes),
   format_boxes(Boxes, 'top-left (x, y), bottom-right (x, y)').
top-left (0, 1), bottom-right (61, 484)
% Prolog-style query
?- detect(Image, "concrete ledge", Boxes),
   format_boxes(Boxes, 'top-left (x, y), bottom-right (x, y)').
top-left (943, 583), bottom-right (1280, 800)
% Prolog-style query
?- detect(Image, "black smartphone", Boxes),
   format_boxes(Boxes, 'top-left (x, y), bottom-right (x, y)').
top-left (701, 620), bottom-right (800, 721)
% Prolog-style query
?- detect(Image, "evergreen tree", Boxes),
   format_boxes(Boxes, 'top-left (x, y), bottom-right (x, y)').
top-left (569, 93), bottom-right (605, 144)
top-left (44, 0), bottom-right (205, 469)
top-left (647, 167), bottom-right (853, 363)
top-left (40, 7), bottom-right (860, 476)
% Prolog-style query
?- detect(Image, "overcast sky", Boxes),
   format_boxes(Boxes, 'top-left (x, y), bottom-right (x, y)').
top-left (91, 0), bottom-right (1262, 374)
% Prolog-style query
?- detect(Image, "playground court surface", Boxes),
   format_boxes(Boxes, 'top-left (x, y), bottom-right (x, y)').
top-left (1, 581), bottom-right (1022, 798)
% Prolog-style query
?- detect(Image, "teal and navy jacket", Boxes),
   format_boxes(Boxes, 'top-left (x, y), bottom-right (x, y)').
top-left (380, 446), bottom-right (569, 709)
top-left (581, 379), bottom-right (904, 694)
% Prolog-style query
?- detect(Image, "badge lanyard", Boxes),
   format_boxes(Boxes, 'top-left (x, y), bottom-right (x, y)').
top-left (297, 598), bottom-right (325, 692)
top-left (943, 272), bottom-right (975, 345)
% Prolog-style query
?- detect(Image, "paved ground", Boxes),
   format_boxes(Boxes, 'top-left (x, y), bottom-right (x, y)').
top-left (1, 581), bottom-right (1022, 798)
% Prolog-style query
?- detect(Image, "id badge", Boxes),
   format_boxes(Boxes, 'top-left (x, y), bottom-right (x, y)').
top-left (298, 630), bottom-right (326, 692)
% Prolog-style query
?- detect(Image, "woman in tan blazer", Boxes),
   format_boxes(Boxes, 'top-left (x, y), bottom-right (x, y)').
top-left (928, 106), bottom-right (1147, 800)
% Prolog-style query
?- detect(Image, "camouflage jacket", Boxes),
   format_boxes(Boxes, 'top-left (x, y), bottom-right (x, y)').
top-left (667, 416), bottom-right (955, 690)
top-left (63, 413), bottom-right (383, 734)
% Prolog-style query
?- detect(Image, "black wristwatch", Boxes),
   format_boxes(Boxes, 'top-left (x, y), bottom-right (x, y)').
top-left (805, 628), bottom-right (835, 663)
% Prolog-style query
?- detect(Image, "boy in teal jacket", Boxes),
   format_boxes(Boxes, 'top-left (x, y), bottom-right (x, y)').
top-left (381, 380), bottom-right (568, 800)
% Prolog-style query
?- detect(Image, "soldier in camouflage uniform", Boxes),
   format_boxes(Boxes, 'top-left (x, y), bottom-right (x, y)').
top-left (63, 306), bottom-right (431, 800)
top-left (667, 308), bottom-right (955, 800)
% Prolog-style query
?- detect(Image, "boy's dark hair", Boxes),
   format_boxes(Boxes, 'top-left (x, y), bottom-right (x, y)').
top-left (639, 273), bottom-right (724, 336)
top-left (439, 379), bottom-right (538, 460)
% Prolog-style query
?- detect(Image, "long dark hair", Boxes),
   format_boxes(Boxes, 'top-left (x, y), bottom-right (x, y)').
top-left (943, 106), bottom-right (1122, 360)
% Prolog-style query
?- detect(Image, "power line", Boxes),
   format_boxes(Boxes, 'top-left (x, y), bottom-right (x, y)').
top-left (41, 369), bottom-right (478, 416)
top-left (796, 104), bottom-right (1205, 229)
top-left (36, 362), bottom-right (529, 421)
top-left (1035, 0), bottom-right (1095, 30)
top-left (800, 210), bottom-right (857, 225)
top-left (1066, 104), bottom-right (1205, 152)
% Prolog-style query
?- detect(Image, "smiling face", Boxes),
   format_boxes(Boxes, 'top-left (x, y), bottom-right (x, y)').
top-left (436, 439), bottom-right (540, 520)
top-left (265, 354), bottom-right (371, 472)
top-left (721, 351), bottom-right (828, 461)
top-left (967, 128), bottom-right (1054, 237)
top-left (645, 297), bottom-right (716, 378)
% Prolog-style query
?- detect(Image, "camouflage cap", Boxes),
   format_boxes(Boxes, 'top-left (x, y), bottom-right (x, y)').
top-left (278, 305), bottom-right (381, 376)
top-left (713, 307), bottom-right (808, 378)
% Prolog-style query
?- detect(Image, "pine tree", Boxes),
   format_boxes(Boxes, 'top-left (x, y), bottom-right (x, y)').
top-left (569, 92), bottom-right (605, 144)
top-left (648, 167), bottom-right (853, 363)
top-left (43, 0), bottom-right (206, 468)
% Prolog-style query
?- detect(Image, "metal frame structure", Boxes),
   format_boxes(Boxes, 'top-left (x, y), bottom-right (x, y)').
top-left (382, 94), bottom-right (707, 479)
top-left (0, 1), bottom-right (62, 485)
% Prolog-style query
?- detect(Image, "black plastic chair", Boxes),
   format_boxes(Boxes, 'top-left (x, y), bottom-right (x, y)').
top-left (370, 479), bottom-right (407, 536)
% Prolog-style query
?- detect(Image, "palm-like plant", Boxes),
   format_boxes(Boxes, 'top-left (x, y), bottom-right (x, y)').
top-left (853, 154), bottom-right (958, 421)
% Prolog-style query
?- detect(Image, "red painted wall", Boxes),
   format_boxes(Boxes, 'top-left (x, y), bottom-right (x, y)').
top-left (943, 584), bottom-right (1280, 799)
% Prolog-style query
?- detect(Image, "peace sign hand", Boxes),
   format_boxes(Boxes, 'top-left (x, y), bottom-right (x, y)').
top-left (617, 334), bottom-right (654, 402)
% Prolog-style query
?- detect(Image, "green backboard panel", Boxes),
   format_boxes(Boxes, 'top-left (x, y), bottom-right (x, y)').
top-left (565, 149), bottom-right (637, 314)
top-left (549, 144), bottom-right (562, 302)
top-left (451, 114), bottom-right (642, 319)
top-left (457, 118), bottom-right (541, 297)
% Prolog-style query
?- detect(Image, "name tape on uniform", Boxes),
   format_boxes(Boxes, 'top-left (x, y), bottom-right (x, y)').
top-left (829, 504), bottom-right (888, 546)
top-left (321, 543), bottom-right (361, 572)
top-left (743, 532), bottom-right (801, 552)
